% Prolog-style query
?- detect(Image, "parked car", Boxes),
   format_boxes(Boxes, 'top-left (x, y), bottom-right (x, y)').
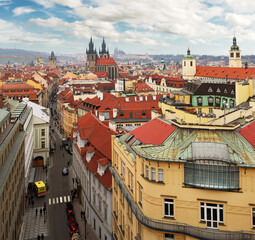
top-left (66, 203), bottom-right (73, 215)
top-left (62, 167), bottom-right (69, 175)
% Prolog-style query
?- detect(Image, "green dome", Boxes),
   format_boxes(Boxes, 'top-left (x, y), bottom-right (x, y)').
top-left (230, 36), bottom-right (239, 51)
top-left (184, 48), bottom-right (194, 59)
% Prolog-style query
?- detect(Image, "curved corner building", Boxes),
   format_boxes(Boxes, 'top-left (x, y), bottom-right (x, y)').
top-left (111, 117), bottom-right (255, 240)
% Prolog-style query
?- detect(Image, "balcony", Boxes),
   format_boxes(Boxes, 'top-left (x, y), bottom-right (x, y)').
top-left (109, 166), bottom-right (255, 240)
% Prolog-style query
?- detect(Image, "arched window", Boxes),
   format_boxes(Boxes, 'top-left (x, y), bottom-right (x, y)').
top-left (184, 61), bottom-right (186, 67)
top-left (190, 61), bottom-right (193, 66)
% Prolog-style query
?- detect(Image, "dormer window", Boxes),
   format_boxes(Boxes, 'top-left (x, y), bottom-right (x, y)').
top-left (97, 158), bottom-right (110, 176)
top-left (86, 146), bottom-right (95, 162)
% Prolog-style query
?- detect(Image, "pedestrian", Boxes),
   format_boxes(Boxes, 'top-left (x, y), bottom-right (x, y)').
top-left (80, 210), bottom-right (83, 219)
top-left (28, 196), bottom-right (31, 204)
top-left (43, 207), bottom-right (46, 215)
top-left (37, 235), bottom-right (40, 240)
top-left (31, 200), bottom-right (34, 208)
top-left (41, 233), bottom-right (44, 239)
top-left (40, 208), bottom-right (42, 216)
top-left (35, 208), bottom-right (38, 216)
top-left (67, 161), bottom-right (69, 167)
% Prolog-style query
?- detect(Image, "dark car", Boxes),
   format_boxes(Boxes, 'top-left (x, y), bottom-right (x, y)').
top-left (62, 167), bottom-right (69, 175)
top-left (66, 203), bottom-right (73, 215)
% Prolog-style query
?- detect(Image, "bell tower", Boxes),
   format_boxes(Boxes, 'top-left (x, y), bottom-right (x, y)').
top-left (229, 35), bottom-right (241, 68)
top-left (182, 48), bottom-right (196, 80)
top-left (99, 38), bottom-right (109, 58)
top-left (86, 37), bottom-right (97, 72)
top-left (49, 51), bottom-right (56, 70)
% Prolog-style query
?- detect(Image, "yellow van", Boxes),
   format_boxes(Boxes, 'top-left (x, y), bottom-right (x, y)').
top-left (34, 181), bottom-right (46, 197)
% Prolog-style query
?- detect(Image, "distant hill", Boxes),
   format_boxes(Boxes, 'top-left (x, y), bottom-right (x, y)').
top-left (0, 48), bottom-right (75, 65)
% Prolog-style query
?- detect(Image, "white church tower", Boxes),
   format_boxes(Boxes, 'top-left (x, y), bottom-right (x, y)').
top-left (229, 36), bottom-right (241, 68)
top-left (182, 48), bottom-right (196, 80)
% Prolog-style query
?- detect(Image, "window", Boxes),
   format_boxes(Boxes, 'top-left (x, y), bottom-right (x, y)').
top-left (139, 185), bottom-right (142, 207)
top-left (184, 160), bottom-right (239, 190)
top-left (11, 89), bottom-right (15, 92)
top-left (208, 97), bottom-right (214, 106)
top-left (253, 208), bottom-right (255, 228)
top-left (184, 61), bottom-right (186, 67)
top-left (197, 97), bottom-right (202, 106)
top-left (190, 61), bottom-right (193, 66)
top-left (41, 141), bottom-right (45, 149)
top-left (164, 199), bottom-right (174, 218)
top-left (165, 234), bottom-right (174, 240)
top-left (230, 52), bottom-right (234, 57)
top-left (209, 108), bottom-right (213, 114)
top-left (151, 168), bottom-right (156, 181)
top-left (122, 161), bottom-right (125, 180)
top-left (41, 129), bottom-right (45, 136)
top-left (200, 203), bottom-right (223, 229)
top-left (24, 89), bottom-right (29, 92)
top-left (236, 52), bottom-right (240, 58)
top-left (158, 169), bottom-right (163, 182)
top-left (146, 166), bottom-right (149, 178)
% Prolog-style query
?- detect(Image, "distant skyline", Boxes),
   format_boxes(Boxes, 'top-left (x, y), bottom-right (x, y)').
top-left (1, 0), bottom-right (255, 56)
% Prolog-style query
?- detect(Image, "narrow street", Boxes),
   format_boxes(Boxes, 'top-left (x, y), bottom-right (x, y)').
top-left (47, 100), bottom-right (73, 240)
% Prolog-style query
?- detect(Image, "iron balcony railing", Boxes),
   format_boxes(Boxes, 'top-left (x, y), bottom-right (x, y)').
top-left (109, 166), bottom-right (255, 240)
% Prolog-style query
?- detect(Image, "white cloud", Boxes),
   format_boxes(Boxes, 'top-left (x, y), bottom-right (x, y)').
top-left (50, 0), bottom-right (82, 8)
top-left (31, 0), bottom-right (54, 9)
top-left (0, 0), bottom-right (11, 6)
top-left (13, 7), bottom-right (35, 16)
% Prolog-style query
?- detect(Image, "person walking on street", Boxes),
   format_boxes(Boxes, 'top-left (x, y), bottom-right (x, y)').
top-left (37, 235), bottom-right (40, 240)
top-left (31, 200), bottom-right (34, 208)
top-left (40, 208), bottom-right (42, 216)
top-left (41, 233), bottom-right (44, 240)
top-left (35, 208), bottom-right (38, 216)
top-left (80, 210), bottom-right (83, 219)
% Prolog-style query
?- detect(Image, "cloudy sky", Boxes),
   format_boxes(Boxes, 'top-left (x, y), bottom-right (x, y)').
top-left (1, 0), bottom-right (255, 55)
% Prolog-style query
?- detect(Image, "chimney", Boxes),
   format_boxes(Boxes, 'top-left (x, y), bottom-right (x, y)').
top-left (113, 107), bottom-right (118, 118)
top-left (99, 112), bottom-right (105, 121)
top-left (109, 120), bottom-right (117, 131)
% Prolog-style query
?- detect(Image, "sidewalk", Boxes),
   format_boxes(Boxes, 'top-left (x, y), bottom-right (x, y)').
top-left (23, 167), bottom-right (49, 240)
top-left (69, 166), bottom-right (99, 240)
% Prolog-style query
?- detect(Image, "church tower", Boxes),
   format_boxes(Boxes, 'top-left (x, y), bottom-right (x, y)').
top-left (86, 37), bottom-right (97, 72)
top-left (49, 51), bottom-right (56, 70)
top-left (182, 48), bottom-right (196, 80)
top-left (229, 36), bottom-right (241, 68)
top-left (99, 38), bottom-right (109, 58)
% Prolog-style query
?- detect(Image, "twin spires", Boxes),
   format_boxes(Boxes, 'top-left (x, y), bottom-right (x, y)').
top-left (86, 37), bottom-right (109, 57)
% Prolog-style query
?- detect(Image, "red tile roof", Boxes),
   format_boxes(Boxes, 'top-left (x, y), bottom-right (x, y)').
top-left (94, 72), bottom-right (108, 78)
top-left (238, 121), bottom-right (255, 147)
top-left (135, 82), bottom-right (154, 92)
top-left (196, 66), bottom-right (255, 80)
top-left (98, 158), bottom-right (110, 166)
top-left (96, 57), bottom-right (117, 65)
top-left (78, 112), bottom-right (118, 159)
top-left (130, 118), bottom-right (176, 145)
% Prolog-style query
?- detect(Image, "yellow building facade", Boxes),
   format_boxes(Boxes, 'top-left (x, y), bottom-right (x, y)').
top-left (62, 102), bottom-right (79, 139)
top-left (111, 118), bottom-right (255, 240)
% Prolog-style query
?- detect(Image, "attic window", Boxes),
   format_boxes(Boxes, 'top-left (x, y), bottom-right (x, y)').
top-left (120, 111), bottom-right (124, 116)
top-left (125, 134), bottom-right (134, 143)
top-left (142, 110), bottom-right (146, 116)
top-left (132, 139), bottom-right (141, 146)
